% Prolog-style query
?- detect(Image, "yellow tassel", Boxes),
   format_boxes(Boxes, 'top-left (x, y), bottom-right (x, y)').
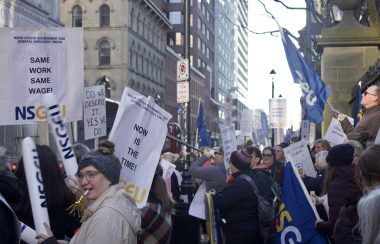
top-left (67, 194), bottom-right (87, 218)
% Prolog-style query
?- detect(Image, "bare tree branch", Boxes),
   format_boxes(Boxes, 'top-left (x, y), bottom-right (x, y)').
top-left (272, 0), bottom-right (307, 10)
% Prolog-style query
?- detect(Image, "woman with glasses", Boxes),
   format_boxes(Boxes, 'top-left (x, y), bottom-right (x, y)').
top-left (37, 140), bottom-right (141, 244)
top-left (256, 147), bottom-right (284, 187)
top-left (337, 83), bottom-right (380, 144)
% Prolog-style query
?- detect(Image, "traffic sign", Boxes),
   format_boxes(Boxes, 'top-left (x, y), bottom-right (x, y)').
top-left (177, 81), bottom-right (189, 103)
top-left (177, 59), bottom-right (189, 81)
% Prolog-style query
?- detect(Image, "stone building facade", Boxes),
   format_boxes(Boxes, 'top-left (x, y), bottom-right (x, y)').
top-left (61, 0), bottom-right (170, 104)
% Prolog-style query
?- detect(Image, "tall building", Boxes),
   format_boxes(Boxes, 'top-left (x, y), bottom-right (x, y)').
top-left (160, 0), bottom-right (218, 145)
top-left (0, 0), bottom-right (62, 158)
top-left (61, 0), bottom-right (170, 104)
top-left (232, 0), bottom-right (249, 132)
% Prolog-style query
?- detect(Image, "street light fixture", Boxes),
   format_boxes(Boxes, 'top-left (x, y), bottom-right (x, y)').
top-left (269, 69), bottom-right (276, 146)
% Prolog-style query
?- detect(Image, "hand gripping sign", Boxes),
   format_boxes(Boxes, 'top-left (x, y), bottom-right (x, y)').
top-left (43, 93), bottom-right (78, 177)
top-left (22, 137), bottom-right (50, 235)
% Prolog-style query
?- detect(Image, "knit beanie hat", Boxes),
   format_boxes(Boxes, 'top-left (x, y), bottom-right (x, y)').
top-left (230, 146), bottom-right (254, 170)
top-left (78, 140), bottom-right (121, 185)
top-left (326, 144), bottom-right (354, 167)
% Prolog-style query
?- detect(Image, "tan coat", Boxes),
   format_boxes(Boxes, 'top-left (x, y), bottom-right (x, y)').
top-left (70, 185), bottom-right (141, 244)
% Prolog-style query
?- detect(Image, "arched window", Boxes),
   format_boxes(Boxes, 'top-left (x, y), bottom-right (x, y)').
top-left (72, 5), bottom-right (82, 27)
top-left (99, 4), bottom-right (110, 27)
top-left (99, 40), bottom-right (111, 65)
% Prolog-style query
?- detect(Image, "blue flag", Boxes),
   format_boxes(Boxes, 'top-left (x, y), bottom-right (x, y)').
top-left (197, 102), bottom-right (210, 147)
top-left (353, 83), bottom-right (363, 126)
top-left (276, 163), bottom-right (328, 244)
top-left (281, 28), bottom-right (331, 124)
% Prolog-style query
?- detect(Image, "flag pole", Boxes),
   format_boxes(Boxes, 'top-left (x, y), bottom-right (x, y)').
top-left (195, 98), bottom-right (201, 148)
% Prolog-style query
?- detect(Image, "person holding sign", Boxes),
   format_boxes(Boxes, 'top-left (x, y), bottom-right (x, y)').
top-left (36, 140), bottom-right (141, 244)
top-left (13, 145), bottom-right (81, 241)
top-left (336, 83), bottom-right (380, 144)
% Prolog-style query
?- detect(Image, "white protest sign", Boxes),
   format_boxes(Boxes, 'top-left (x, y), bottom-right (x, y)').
top-left (324, 118), bottom-right (347, 146)
top-left (0, 28), bottom-right (83, 125)
top-left (220, 124), bottom-right (237, 175)
top-left (160, 159), bottom-right (176, 180)
top-left (284, 140), bottom-right (316, 177)
top-left (188, 181), bottom-right (206, 220)
top-left (269, 98), bottom-right (287, 128)
top-left (300, 120), bottom-right (310, 142)
top-left (84, 85), bottom-right (106, 140)
top-left (309, 122), bottom-right (316, 145)
top-left (240, 109), bottom-right (253, 136)
top-left (109, 88), bottom-right (172, 208)
top-left (375, 128), bottom-right (380, 145)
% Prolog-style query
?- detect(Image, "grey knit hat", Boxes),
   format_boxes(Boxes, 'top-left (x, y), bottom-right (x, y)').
top-left (78, 141), bottom-right (121, 185)
top-left (230, 146), bottom-right (254, 170)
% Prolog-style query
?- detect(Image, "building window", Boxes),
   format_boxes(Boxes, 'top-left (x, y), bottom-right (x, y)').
top-left (72, 5), bottom-right (82, 27)
top-left (99, 4), bottom-right (110, 27)
top-left (169, 11), bottom-right (183, 25)
top-left (190, 35), bottom-right (193, 48)
top-left (99, 40), bottom-right (111, 65)
top-left (175, 32), bottom-right (182, 45)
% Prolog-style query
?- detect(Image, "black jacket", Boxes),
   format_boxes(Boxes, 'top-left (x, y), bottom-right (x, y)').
top-left (214, 169), bottom-right (274, 240)
top-left (0, 170), bottom-right (22, 244)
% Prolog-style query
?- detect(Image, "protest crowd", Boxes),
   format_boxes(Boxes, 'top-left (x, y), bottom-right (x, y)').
top-left (0, 79), bottom-right (379, 244)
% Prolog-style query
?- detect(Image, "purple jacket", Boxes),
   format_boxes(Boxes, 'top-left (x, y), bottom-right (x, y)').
top-left (316, 164), bottom-right (362, 237)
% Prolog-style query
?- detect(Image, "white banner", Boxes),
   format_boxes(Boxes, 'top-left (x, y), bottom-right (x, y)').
top-left (300, 120), bottom-right (310, 142)
top-left (309, 122), bottom-right (316, 145)
top-left (324, 118), bottom-right (347, 146)
top-left (284, 140), bottom-right (316, 177)
top-left (269, 98), bottom-right (287, 128)
top-left (220, 124), bottom-right (237, 175)
top-left (109, 88), bottom-right (172, 208)
top-left (188, 181), bottom-right (206, 220)
top-left (240, 109), bottom-right (253, 136)
top-left (0, 28), bottom-right (83, 125)
top-left (84, 85), bottom-right (106, 140)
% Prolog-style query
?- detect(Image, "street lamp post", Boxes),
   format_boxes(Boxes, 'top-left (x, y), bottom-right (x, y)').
top-left (270, 69), bottom-right (276, 147)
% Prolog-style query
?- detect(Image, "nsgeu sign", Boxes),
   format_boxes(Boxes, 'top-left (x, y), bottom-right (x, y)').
top-left (0, 28), bottom-right (84, 125)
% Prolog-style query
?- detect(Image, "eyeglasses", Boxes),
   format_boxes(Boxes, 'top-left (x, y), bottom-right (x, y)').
top-left (214, 152), bottom-right (222, 156)
top-left (364, 91), bottom-right (377, 97)
top-left (76, 171), bottom-right (100, 181)
top-left (262, 154), bottom-right (273, 157)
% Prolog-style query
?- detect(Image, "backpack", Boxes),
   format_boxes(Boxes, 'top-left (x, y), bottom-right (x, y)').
top-left (238, 173), bottom-right (277, 243)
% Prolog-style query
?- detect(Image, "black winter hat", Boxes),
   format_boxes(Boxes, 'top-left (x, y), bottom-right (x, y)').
top-left (230, 146), bottom-right (254, 170)
top-left (326, 144), bottom-right (354, 167)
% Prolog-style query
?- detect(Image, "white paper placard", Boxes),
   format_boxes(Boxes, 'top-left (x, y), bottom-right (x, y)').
top-left (83, 85), bottom-right (106, 140)
top-left (0, 28), bottom-right (83, 125)
top-left (324, 118), bottom-right (347, 146)
top-left (284, 140), bottom-right (316, 177)
top-left (240, 109), bottom-right (253, 136)
top-left (188, 182), bottom-right (206, 220)
top-left (220, 124), bottom-right (237, 176)
top-left (109, 88), bottom-right (172, 208)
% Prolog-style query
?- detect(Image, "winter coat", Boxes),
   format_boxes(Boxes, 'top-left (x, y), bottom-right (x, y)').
top-left (189, 155), bottom-right (226, 193)
top-left (214, 169), bottom-right (274, 243)
top-left (340, 103), bottom-right (380, 141)
top-left (70, 185), bottom-right (141, 244)
top-left (303, 170), bottom-right (325, 196)
top-left (0, 171), bottom-right (22, 244)
top-left (316, 164), bottom-right (362, 237)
